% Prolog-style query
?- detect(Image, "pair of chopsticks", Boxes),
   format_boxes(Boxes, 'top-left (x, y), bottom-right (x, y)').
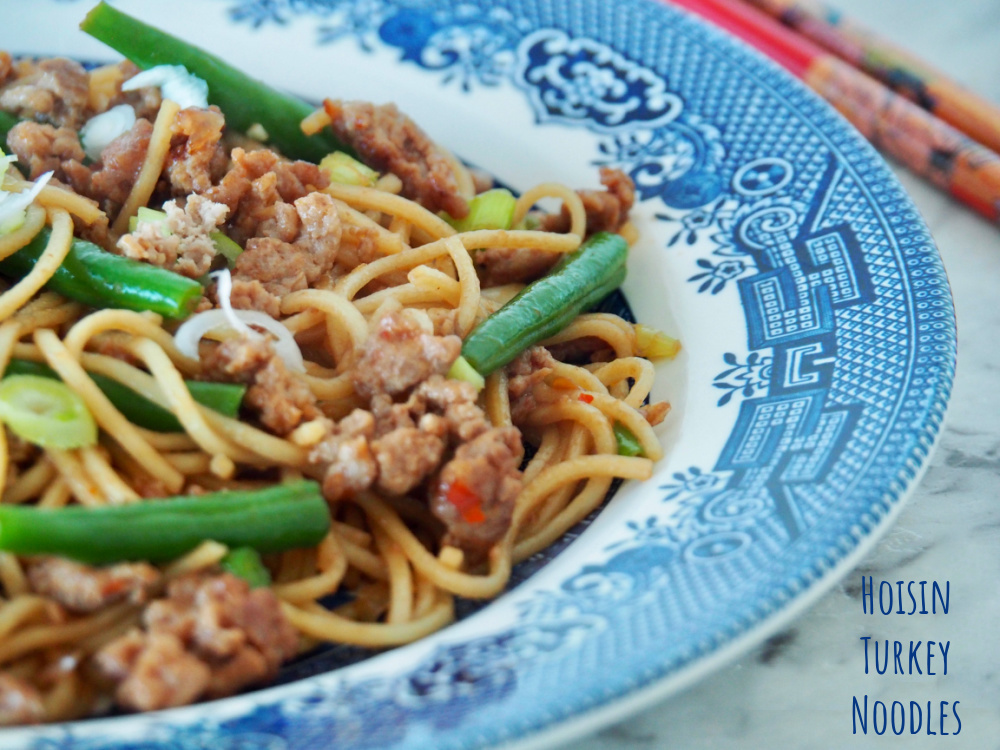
top-left (667, 0), bottom-right (1000, 222)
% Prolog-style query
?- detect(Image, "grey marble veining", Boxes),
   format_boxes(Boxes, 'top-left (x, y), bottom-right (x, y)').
top-left (572, 1), bottom-right (1000, 748)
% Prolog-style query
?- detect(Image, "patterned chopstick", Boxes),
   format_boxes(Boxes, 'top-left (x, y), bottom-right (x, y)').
top-left (741, 0), bottom-right (1000, 158)
top-left (667, 0), bottom-right (1000, 222)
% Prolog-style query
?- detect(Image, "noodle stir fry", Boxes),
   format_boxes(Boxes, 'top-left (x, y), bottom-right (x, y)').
top-left (0, 3), bottom-right (677, 723)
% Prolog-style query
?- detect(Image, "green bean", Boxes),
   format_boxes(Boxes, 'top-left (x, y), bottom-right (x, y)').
top-left (461, 232), bottom-right (628, 376)
top-left (80, 2), bottom-right (346, 163)
top-left (3, 359), bottom-right (245, 432)
top-left (221, 546), bottom-right (272, 588)
top-left (0, 480), bottom-right (330, 564)
top-left (0, 227), bottom-right (203, 319)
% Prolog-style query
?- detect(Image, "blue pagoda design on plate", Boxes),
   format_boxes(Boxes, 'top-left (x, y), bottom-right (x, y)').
top-left (712, 154), bottom-right (871, 544)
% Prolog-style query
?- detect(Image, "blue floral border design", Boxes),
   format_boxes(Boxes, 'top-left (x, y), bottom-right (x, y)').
top-left (15, 0), bottom-right (955, 748)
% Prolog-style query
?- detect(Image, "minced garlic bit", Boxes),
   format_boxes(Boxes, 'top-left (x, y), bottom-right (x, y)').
top-left (246, 123), bottom-right (269, 142)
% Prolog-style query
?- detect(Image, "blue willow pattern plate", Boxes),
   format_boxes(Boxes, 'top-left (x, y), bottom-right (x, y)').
top-left (4, 0), bottom-right (954, 747)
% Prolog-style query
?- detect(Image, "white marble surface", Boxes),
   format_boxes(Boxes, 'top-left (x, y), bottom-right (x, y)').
top-left (572, 1), bottom-right (1000, 748)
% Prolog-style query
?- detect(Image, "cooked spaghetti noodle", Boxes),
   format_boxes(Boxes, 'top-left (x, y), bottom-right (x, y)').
top-left (0, 31), bottom-right (676, 725)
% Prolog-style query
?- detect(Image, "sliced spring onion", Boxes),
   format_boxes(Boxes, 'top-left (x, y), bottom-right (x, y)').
top-left (0, 375), bottom-right (97, 449)
top-left (634, 324), bottom-right (681, 360)
top-left (613, 422), bottom-right (644, 457)
top-left (137, 205), bottom-right (168, 225)
top-left (174, 269), bottom-right (305, 372)
top-left (121, 64), bottom-right (209, 110)
top-left (221, 546), bottom-right (272, 588)
top-left (447, 355), bottom-right (485, 391)
top-left (319, 151), bottom-right (378, 187)
top-left (0, 171), bottom-right (52, 235)
top-left (128, 206), bottom-right (169, 233)
top-left (210, 231), bottom-right (242, 265)
top-left (448, 188), bottom-right (517, 233)
top-left (79, 104), bottom-right (136, 161)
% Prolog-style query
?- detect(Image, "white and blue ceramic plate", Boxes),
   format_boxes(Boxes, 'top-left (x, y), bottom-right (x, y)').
top-left (3, 0), bottom-right (956, 748)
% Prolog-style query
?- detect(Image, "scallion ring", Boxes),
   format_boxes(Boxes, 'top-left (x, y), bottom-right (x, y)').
top-left (0, 375), bottom-right (97, 449)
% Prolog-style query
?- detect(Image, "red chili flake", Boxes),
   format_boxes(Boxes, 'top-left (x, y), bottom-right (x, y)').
top-left (445, 479), bottom-right (486, 524)
top-left (578, 393), bottom-right (594, 404)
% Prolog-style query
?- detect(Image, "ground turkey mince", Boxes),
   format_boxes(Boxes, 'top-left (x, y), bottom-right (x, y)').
top-left (306, 309), bottom-right (525, 557)
top-left (95, 572), bottom-right (298, 712)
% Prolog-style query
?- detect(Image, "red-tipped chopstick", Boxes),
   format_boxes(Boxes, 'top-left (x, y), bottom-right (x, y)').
top-left (667, 0), bottom-right (1000, 222)
top-left (742, 0), bottom-right (1000, 158)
